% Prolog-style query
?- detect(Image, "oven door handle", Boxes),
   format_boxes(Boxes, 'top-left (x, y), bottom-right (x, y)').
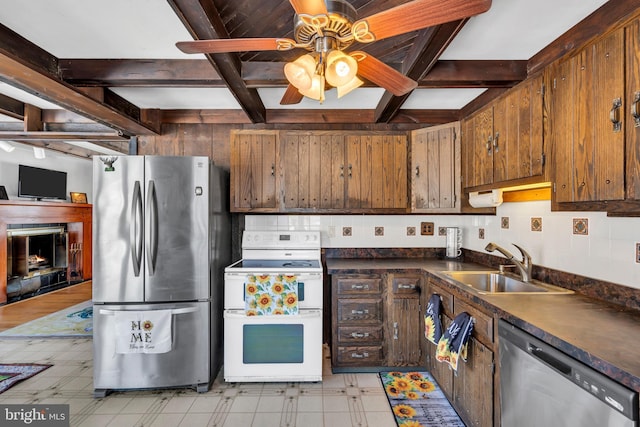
top-left (224, 309), bottom-right (322, 318)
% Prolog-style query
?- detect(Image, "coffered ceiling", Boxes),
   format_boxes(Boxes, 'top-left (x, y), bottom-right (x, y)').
top-left (0, 0), bottom-right (621, 159)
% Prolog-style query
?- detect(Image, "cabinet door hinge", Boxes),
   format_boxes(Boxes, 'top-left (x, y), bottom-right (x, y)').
top-left (540, 83), bottom-right (545, 97)
top-left (541, 152), bottom-right (546, 166)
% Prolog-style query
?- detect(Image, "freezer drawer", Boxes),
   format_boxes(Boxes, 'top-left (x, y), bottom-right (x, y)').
top-left (93, 301), bottom-right (212, 396)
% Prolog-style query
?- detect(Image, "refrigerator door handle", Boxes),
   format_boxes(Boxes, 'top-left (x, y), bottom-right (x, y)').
top-left (130, 180), bottom-right (143, 276)
top-left (146, 180), bottom-right (158, 276)
top-left (99, 307), bottom-right (199, 316)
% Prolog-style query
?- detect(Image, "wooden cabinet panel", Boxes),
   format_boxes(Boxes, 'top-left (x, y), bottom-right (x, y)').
top-left (550, 29), bottom-right (625, 203)
top-left (337, 298), bottom-right (383, 323)
top-left (411, 122), bottom-right (461, 213)
top-left (473, 105), bottom-right (494, 187)
top-left (230, 130), bottom-right (278, 211)
top-left (336, 325), bottom-right (384, 345)
top-left (319, 134), bottom-right (346, 208)
top-left (453, 338), bottom-right (494, 427)
top-left (627, 18), bottom-right (640, 200)
top-left (388, 274), bottom-right (422, 366)
top-left (335, 275), bottom-right (382, 295)
top-left (455, 298), bottom-right (493, 347)
top-left (335, 346), bottom-right (385, 365)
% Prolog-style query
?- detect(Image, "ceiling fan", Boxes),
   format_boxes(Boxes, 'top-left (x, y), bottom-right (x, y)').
top-left (176, 0), bottom-right (492, 104)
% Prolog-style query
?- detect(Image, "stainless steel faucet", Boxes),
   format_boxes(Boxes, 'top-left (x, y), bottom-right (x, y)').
top-left (485, 242), bottom-right (532, 282)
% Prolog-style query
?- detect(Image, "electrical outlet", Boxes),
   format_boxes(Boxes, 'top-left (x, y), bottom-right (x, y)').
top-left (420, 222), bottom-right (434, 235)
top-left (636, 243), bottom-right (640, 263)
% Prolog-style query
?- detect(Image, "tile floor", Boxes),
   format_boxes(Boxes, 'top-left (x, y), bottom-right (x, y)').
top-left (0, 339), bottom-right (397, 427)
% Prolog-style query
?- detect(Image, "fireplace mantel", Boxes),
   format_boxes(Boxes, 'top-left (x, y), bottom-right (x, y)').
top-left (0, 200), bottom-right (92, 304)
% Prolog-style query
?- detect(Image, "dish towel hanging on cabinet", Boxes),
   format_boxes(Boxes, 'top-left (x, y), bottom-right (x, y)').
top-left (436, 311), bottom-right (474, 371)
top-left (244, 274), bottom-right (299, 315)
top-left (424, 293), bottom-right (443, 344)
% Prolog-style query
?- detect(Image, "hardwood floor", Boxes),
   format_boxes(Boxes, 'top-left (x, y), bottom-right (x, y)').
top-left (0, 280), bottom-right (92, 331)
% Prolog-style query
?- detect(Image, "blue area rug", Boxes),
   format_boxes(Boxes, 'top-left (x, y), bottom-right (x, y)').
top-left (380, 371), bottom-right (465, 427)
top-left (0, 300), bottom-right (92, 338)
top-left (0, 364), bottom-right (52, 394)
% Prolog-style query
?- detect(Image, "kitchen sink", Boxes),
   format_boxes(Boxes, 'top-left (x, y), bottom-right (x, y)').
top-left (441, 271), bottom-right (574, 294)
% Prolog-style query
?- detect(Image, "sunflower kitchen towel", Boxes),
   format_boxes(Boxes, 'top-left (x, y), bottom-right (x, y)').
top-left (436, 311), bottom-right (474, 371)
top-left (424, 293), bottom-right (443, 344)
top-left (245, 274), bottom-right (299, 315)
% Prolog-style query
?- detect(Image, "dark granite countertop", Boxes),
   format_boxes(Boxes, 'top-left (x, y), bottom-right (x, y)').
top-left (325, 258), bottom-right (640, 393)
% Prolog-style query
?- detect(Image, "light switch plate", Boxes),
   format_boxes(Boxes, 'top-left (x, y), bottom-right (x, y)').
top-left (636, 243), bottom-right (640, 263)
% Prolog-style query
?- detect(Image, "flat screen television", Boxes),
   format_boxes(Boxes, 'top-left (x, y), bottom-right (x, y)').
top-left (18, 164), bottom-right (68, 201)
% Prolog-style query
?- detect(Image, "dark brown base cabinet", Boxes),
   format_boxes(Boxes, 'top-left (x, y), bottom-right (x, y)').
top-left (331, 273), bottom-right (424, 369)
top-left (424, 278), bottom-right (495, 427)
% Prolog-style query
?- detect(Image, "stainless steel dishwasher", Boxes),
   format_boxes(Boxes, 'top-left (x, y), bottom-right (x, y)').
top-left (498, 319), bottom-right (638, 427)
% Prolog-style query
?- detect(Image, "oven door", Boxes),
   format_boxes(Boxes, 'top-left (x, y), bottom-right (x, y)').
top-left (223, 309), bottom-right (323, 382)
top-left (224, 272), bottom-right (323, 310)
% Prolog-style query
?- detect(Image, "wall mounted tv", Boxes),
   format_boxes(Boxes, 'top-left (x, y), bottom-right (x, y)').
top-left (18, 164), bottom-right (68, 201)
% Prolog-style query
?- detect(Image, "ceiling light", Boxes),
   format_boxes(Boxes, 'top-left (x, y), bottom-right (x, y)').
top-left (33, 147), bottom-right (46, 159)
top-left (325, 50), bottom-right (358, 87)
top-left (299, 74), bottom-right (326, 103)
top-left (337, 76), bottom-right (364, 98)
top-left (284, 54), bottom-right (316, 90)
top-left (0, 140), bottom-right (15, 152)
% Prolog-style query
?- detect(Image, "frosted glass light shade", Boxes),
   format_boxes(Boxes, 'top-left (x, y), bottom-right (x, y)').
top-left (284, 54), bottom-right (316, 90)
top-left (325, 50), bottom-right (357, 87)
top-left (337, 76), bottom-right (364, 98)
top-left (300, 75), bottom-right (325, 103)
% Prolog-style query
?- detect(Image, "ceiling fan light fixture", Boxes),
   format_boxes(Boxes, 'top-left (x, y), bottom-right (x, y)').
top-left (300, 74), bottom-right (325, 103)
top-left (337, 75), bottom-right (364, 98)
top-left (325, 50), bottom-right (358, 87)
top-left (284, 54), bottom-right (316, 90)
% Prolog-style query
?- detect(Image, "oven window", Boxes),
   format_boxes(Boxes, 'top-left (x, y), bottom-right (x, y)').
top-left (243, 324), bottom-right (304, 364)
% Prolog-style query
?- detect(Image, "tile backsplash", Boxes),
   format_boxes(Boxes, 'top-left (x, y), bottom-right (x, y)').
top-left (245, 200), bottom-right (640, 290)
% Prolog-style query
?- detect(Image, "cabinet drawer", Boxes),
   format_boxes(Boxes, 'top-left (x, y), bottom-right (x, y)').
top-left (335, 346), bottom-right (385, 365)
top-left (335, 276), bottom-right (382, 295)
top-left (428, 281), bottom-right (454, 318)
top-left (336, 326), bottom-right (383, 345)
top-left (337, 298), bottom-right (383, 322)
top-left (455, 299), bottom-right (493, 344)
top-left (392, 275), bottom-right (421, 296)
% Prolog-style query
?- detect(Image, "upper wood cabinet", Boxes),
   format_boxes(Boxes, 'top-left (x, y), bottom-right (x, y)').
top-left (410, 122), bottom-right (461, 213)
top-left (625, 18), bottom-right (640, 200)
top-left (462, 75), bottom-right (545, 191)
top-left (548, 29), bottom-right (626, 203)
top-left (232, 130), bottom-right (409, 213)
top-left (230, 130), bottom-right (279, 212)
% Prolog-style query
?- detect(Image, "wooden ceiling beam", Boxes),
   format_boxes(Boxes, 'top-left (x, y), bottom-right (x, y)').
top-left (56, 58), bottom-right (528, 89)
top-left (0, 92), bottom-right (24, 120)
top-left (374, 19), bottom-right (468, 123)
top-left (167, 0), bottom-right (267, 123)
top-left (0, 23), bottom-right (159, 136)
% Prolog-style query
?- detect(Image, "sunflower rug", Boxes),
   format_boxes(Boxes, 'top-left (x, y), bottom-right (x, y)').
top-left (380, 371), bottom-right (465, 427)
top-left (0, 364), bottom-right (52, 394)
top-left (0, 300), bottom-right (92, 338)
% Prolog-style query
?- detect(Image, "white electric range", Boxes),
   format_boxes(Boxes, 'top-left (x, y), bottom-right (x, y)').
top-left (223, 230), bottom-right (323, 382)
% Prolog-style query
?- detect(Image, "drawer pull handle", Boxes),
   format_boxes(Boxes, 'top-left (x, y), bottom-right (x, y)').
top-left (351, 352), bottom-right (369, 359)
top-left (351, 284), bottom-right (370, 290)
top-left (393, 322), bottom-right (399, 340)
top-left (351, 332), bottom-right (370, 338)
top-left (351, 309), bottom-right (369, 315)
top-left (632, 91), bottom-right (640, 127)
top-left (398, 284), bottom-right (416, 290)
top-left (610, 97), bottom-right (622, 132)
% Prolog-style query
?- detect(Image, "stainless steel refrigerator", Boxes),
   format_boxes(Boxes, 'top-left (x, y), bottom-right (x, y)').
top-left (92, 155), bottom-right (230, 397)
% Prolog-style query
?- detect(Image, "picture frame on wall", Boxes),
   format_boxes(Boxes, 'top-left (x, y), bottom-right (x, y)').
top-left (70, 191), bottom-right (87, 204)
top-left (0, 185), bottom-right (8, 200)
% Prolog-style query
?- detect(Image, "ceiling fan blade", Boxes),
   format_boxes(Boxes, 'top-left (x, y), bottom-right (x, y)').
top-left (280, 84), bottom-right (304, 105)
top-left (352, 0), bottom-right (492, 43)
top-left (176, 38), bottom-right (296, 54)
top-left (289, 0), bottom-right (328, 15)
top-left (352, 52), bottom-right (417, 97)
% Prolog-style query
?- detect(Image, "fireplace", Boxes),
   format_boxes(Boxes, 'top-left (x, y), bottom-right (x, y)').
top-left (6, 225), bottom-right (74, 302)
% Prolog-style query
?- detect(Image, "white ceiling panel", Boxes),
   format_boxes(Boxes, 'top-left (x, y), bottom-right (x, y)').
top-left (441, 0), bottom-right (609, 60)
top-left (403, 88), bottom-right (488, 109)
top-left (109, 87), bottom-right (242, 109)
